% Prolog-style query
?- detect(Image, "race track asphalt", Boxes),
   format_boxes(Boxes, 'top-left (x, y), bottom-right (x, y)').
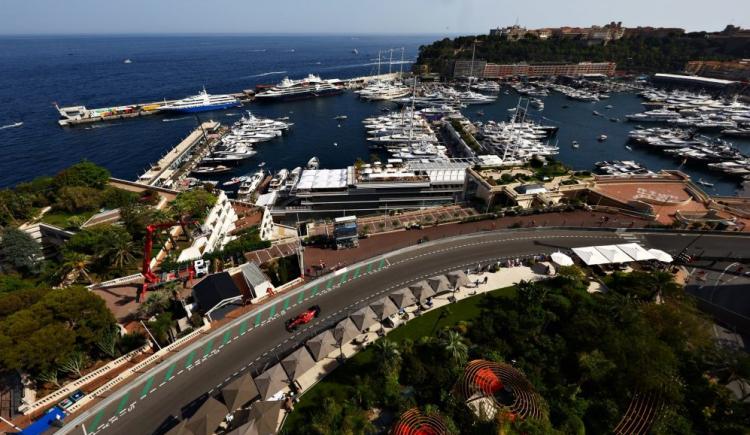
top-left (58, 228), bottom-right (750, 435)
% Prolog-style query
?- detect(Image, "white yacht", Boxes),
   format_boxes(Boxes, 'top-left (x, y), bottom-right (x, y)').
top-left (160, 87), bottom-right (240, 113)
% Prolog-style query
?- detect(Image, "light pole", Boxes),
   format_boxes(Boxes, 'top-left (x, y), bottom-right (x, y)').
top-left (140, 320), bottom-right (163, 351)
top-left (709, 262), bottom-right (740, 305)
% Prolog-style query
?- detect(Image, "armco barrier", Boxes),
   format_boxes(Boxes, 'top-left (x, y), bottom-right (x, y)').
top-left (20, 345), bottom-right (149, 415)
top-left (66, 325), bottom-right (210, 415)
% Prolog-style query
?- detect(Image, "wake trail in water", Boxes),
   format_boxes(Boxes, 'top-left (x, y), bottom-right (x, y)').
top-left (162, 116), bottom-right (191, 123)
top-left (243, 71), bottom-right (287, 79)
top-left (0, 122), bottom-right (23, 130)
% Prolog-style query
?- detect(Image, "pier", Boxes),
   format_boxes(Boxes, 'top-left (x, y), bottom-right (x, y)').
top-left (56, 92), bottom-right (254, 127)
top-left (55, 73), bottom-right (405, 127)
top-left (137, 121), bottom-right (222, 188)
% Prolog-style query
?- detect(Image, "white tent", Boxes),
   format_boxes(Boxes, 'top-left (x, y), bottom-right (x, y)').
top-left (550, 252), bottom-right (574, 267)
top-left (595, 245), bottom-right (633, 263)
top-left (571, 247), bottom-right (610, 266)
top-left (648, 248), bottom-right (674, 263)
top-left (616, 243), bottom-right (656, 261)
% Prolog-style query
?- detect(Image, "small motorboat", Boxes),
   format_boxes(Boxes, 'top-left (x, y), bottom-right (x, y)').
top-left (123, 59), bottom-right (133, 64)
top-left (334, 115), bottom-right (348, 121)
top-left (222, 175), bottom-right (248, 186)
top-left (476, 110), bottom-right (485, 116)
top-left (258, 162), bottom-right (266, 167)
top-left (609, 117), bottom-right (619, 122)
top-left (307, 156), bottom-right (320, 170)
top-left (605, 104), bottom-right (614, 109)
top-left (697, 178), bottom-right (714, 187)
top-left (192, 165), bottom-right (231, 175)
top-left (572, 141), bottom-right (579, 149)
top-left (625, 145), bottom-right (633, 151)
top-left (598, 134), bottom-right (608, 142)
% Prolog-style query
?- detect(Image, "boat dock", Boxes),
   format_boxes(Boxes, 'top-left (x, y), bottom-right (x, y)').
top-left (137, 121), bottom-right (222, 188)
top-left (56, 91), bottom-right (255, 127)
top-left (56, 72), bottom-right (406, 127)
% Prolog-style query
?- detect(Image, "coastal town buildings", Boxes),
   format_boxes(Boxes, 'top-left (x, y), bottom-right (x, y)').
top-left (453, 60), bottom-right (616, 78)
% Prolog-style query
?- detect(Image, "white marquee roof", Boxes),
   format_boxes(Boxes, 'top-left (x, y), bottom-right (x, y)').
top-left (296, 169), bottom-right (348, 190)
top-left (571, 247), bottom-right (610, 266)
top-left (595, 245), bottom-right (633, 264)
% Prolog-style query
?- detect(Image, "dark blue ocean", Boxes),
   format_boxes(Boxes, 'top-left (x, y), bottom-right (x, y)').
top-left (0, 34), bottom-right (747, 195)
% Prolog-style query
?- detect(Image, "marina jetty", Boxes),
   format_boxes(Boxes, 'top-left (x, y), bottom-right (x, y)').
top-left (55, 73), bottom-right (403, 127)
top-left (55, 92), bottom-right (254, 127)
top-left (137, 121), bottom-right (221, 188)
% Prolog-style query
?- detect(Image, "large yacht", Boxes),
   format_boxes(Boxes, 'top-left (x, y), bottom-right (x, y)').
top-left (255, 74), bottom-right (344, 102)
top-left (160, 88), bottom-right (241, 113)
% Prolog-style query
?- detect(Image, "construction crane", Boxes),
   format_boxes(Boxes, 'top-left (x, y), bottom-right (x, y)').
top-left (139, 219), bottom-right (198, 302)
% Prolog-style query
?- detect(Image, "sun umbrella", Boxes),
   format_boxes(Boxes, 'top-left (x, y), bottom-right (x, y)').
top-left (183, 396), bottom-right (228, 435)
top-left (427, 275), bottom-right (452, 294)
top-left (221, 374), bottom-right (259, 412)
top-left (408, 281), bottom-right (435, 303)
top-left (648, 248), bottom-right (673, 263)
top-left (446, 270), bottom-right (471, 288)
top-left (369, 297), bottom-right (399, 320)
top-left (550, 252), bottom-right (574, 267)
top-left (389, 288), bottom-right (417, 309)
top-left (280, 347), bottom-right (316, 381)
top-left (349, 306), bottom-right (379, 331)
top-left (333, 317), bottom-right (359, 345)
top-left (305, 330), bottom-right (336, 361)
top-left (253, 364), bottom-right (288, 400)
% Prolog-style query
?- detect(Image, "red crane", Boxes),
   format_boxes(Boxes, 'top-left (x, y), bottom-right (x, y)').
top-left (139, 219), bottom-right (197, 302)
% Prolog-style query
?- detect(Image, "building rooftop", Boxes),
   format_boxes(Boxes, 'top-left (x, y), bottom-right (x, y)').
top-left (192, 272), bottom-right (242, 314)
top-left (296, 169), bottom-right (348, 190)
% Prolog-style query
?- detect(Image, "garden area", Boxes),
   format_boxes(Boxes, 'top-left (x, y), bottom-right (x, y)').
top-left (282, 268), bottom-right (750, 434)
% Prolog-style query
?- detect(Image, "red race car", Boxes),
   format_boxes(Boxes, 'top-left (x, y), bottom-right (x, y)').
top-left (285, 305), bottom-right (321, 331)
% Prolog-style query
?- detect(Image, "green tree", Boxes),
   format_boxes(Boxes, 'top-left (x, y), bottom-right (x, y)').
top-left (0, 227), bottom-right (42, 274)
top-left (137, 290), bottom-right (173, 319)
top-left (0, 189), bottom-right (35, 226)
top-left (59, 351), bottom-right (89, 378)
top-left (53, 160), bottom-right (110, 189)
top-left (57, 252), bottom-right (94, 284)
top-left (170, 189), bottom-right (217, 220)
top-left (53, 186), bottom-right (103, 213)
top-left (442, 330), bottom-right (468, 367)
top-left (373, 339), bottom-right (401, 375)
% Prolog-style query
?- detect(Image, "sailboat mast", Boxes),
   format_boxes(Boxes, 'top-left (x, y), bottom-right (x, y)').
top-left (377, 50), bottom-right (381, 76)
top-left (400, 47), bottom-right (405, 76)
top-left (408, 76), bottom-right (417, 142)
top-left (468, 40), bottom-right (477, 91)
top-left (388, 48), bottom-right (393, 75)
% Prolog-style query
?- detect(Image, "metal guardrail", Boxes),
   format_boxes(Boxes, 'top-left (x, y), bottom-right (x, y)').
top-left (66, 325), bottom-right (210, 414)
top-left (20, 345), bottom-right (149, 415)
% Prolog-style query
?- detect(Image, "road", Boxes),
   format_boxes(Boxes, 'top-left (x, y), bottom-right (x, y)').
top-left (59, 229), bottom-right (750, 435)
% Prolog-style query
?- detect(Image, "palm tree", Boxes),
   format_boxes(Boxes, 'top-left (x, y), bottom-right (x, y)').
top-left (373, 339), bottom-right (401, 374)
top-left (431, 307), bottom-right (452, 335)
top-left (442, 330), bottom-right (468, 366)
top-left (58, 252), bottom-right (94, 285)
top-left (102, 238), bottom-right (138, 269)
